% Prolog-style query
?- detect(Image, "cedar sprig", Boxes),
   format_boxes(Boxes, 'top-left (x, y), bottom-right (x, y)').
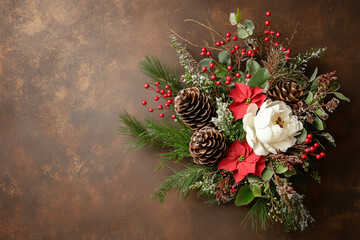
top-left (241, 198), bottom-right (273, 231)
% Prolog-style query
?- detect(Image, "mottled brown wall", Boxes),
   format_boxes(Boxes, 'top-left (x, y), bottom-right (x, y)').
top-left (0, 0), bottom-right (359, 239)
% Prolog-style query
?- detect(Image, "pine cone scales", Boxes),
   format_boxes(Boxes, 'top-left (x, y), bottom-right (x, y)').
top-left (189, 127), bottom-right (226, 165)
top-left (174, 87), bottom-right (215, 130)
top-left (269, 81), bottom-right (305, 104)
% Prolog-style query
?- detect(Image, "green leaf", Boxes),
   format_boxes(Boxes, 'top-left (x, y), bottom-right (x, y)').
top-left (314, 108), bottom-right (325, 116)
top-left (284, 169), bottom-right (296, 177)
top-left (250, 183), bottom-right (262, 197)
top-left (216, 71), bottom-right (227, 78)
top-left (235, 185), bottom-right (254, 206)
top-left (249, 68), bottom-right (270, 88)
top-left (316, 132), bottom-right (336, 147)
top-left (246, 59), bottom-right (260, 75)
top-left (334, 92), bottom-right (350, 102)
top-left (304, 92), bottom-right (313, 104)
top-left (329, 82), bottom-right (340, 92)
top-left (218, 51), bottom-right (231, 66)
top-left (247, 174), bottom-right (262, 183)
top-left (274, 162), bottom-right (288, 174)
top-left (310, 77), bottom-right (319, 91)
top-left (313, 116), bottom-right (324, 130)
top-left (264, 182), bottom-right (270, 193)
top-left (296, 128), bottom-right (307, 143)
top-left (261, 168), bottom-right (273, 181)
top-left (237, 19), bottom-right (255, 39)
top-left (199, 58), bottom-right (212, 68)
top-left (236, 8), bottom-right (242, 23)
top-left (229, 13), bottom-right (237, 25)
top-left (310, 67), bottom-right (318, 82)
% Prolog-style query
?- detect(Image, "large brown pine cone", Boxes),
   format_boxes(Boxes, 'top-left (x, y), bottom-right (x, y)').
top-left (189, 127), bottom-right (226, 165)
top-left (268, 81), bottom-right (305, 104)
top-left (174, 87), bottom-right (215, 131)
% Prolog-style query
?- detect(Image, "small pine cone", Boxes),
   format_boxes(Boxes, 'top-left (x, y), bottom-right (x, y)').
top-left (174, 87), bottom-right (216, 131)
top-left (189, 127), bottom-right (226, 165)
top-left (269, 81), bottom-right (305, 104)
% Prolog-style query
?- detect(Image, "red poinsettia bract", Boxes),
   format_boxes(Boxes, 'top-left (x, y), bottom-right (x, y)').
top-left (218, 140), bottom-right (266, 183)
top-left (228, 83), bottom-right (266, 120)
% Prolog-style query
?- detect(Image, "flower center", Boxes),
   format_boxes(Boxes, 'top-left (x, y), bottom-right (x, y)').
top-left (238, 155), bottom-right (245, 162)
top-left (275, 117), bottom-right (284, 128)
top-left (245, 98), bottom-right (252, 105)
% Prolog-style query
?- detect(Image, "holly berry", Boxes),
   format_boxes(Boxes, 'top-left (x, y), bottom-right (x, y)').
top-left (220, 41), bottom-right (225, 45)
top-left (246, 74), bottom-right (251, 79)
top-left (167, 90), bottom-right (172, 94)
top-left (310, 146), bottom-right (315, 152)
top-left (144, 83), bottom-right (150, 89)
top-left (154, 96), bottom-right (159, 101)
top-left (251, 53), bottom-right (255, 57)
top-left (202, 67), bottom-right (207, 72)
top-left (314, 143), bottom-right (319, 148)
top-left (305, 148), bottom-right (310, 153)
top-left (159, 90), bottom-right (164, 95)
top-left (206, 51), bottom-right (211, 56)
top-left (281, 48), bottom-right (286, 51)
top-left (166, 93), bottom-right (171, 97)
top-left (235, 73), bottom-right (241, 78)
top-left (148, 108), bottom-right (153, 112)
top-left (142, 100), bottom-right (147, 105)
top-left (265, 20), bottom-right (270, 26)
top-left (209, 63), bottom-right (215, 68)
top-left (302, 154), bottom-right (307, 159)
top-left (226, 75), bottom-right (231, 80)
top-left (307, 134), bottom-right (313, 139)
top-left (227, 65), bottom-right (232, 70)
top-left (200, 52), bottom-right (205, 56)
top-left (270, 30), bottom-right (274, 35)
top-left (276, 32), bottom-right (281, 37)
top-left (171, 115), bottom-right (176, 119)
top-left (164, 102), bottom-right (169, 107)
top-left (163, 94), bottom-right (167, 98)
top-left (159, 113), bottom-right (164, 117)
top-left (305, 138), bottom-right (312, 143)
top-left (226, 32), bottom-right (231, 37)
top-left (274, 42), bottom-right (279, 46)
top-left (201, 47), bottom-right (206, 52)
top-left (266, 11), bottom-right (271, 16)
top-left (264, 30), bottom-right (269, 34)
top-left (264, 37), bottom-right (270, 42)
top-left (165, 85), bottom-right (170, 89)
top-left (155, 88), bottom-right (160, 93)
top-left (211, 75), bottom-right (216, 80)
top-left (225, 80), bottom-right (230, 85)
top-left (157, 105), bottom-right (163, 109)
top-left (252, 46), bottom-right (258, 51)
top-left (247, 50), bottom-right (252, 55)
top-left (232, 36), bottom-right (237, 41)
top-left (320, 152), bottom-right (325, 157)
top-left (226, 37), bottom-right (231, 42)
top-left (231, 49), bottom-right (235, 54)
top-left (316, 155), bottom-right (321, 160)
top-left (286, 49), bottom-right (291, 55)
top-left (155, 82), bottom-right (160, 86)
top-left (234, 45), bottom-right (239, 50)
top-left (215, 81), bottom-right (221, 85)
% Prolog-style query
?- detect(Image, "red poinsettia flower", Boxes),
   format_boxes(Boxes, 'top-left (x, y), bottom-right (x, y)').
top-left (218, 140), bottom-right (266, 183)
top-left (228, 83), bottom-right (266, 120)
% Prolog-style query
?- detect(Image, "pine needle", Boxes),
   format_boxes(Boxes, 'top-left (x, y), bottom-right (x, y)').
top-left (242, 198), bottom-right (273, 232)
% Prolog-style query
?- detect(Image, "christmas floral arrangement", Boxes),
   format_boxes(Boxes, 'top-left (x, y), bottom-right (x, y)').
top-left (118, 10), bottom-right (349, 232)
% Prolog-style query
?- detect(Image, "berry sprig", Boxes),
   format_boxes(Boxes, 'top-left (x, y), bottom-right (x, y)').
top-left (301, 134), bottom-right (326, 160)
top-left (143, 82), bottom-right (176, 119)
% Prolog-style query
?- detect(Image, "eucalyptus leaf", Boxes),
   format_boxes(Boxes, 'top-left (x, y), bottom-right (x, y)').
top-left (310, 67), bottom-right (318, 82)
top-left (314, 108), bottom-right (325, 116)
top-left (304, 92), bottom-right (313, 104)
top-left (261, 168), bottom-right (273, 181)
top-left (229, 13), bottom-right (237, 25)
top-left (313, 116), bottom-right (324, 130)
top-left (316, 132), bottom-right (336, 147)
top-left (247, 174), bottom-right (262, 183)
top-left (310, 77), bottom-right (319, 91)
top-left (334, 92), bottom-right (350, 102)
top-left (284, 169), bottom-right (297, 177)
top-left (237, 19), bottom-right (255, 39)
top-left (199, 58), bottom-right (212, 68)
top-left (218, 51), bottom-right (231, 66)
top-left (296, 128), bottom-right (307, 143)
top-left (235, 185), bottom-right (254, 206)
top-left (250, 183), bottom-right (262, 197)
top-left (249, 68), bottom-right (270, 88)
top-left (246, 59), bottom-right (260, 75)
top-left (329, 82), bottom-right (340, 92)
top-left (274, 162), bottom-right (288, 174)
top-left (216, 71), bottom-right (227, 78)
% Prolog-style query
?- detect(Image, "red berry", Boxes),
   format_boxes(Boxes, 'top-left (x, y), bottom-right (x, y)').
top-left (286, 49), bottom-right (291, 54)
top-left (226, 37), bottom-right (231, 42)
top-left (225, 80), bottom-right (230, 85)
top-left (266, 11), bottom-right (271, 16)
top-left (157, 105), bottom-right (163, 109)
top-left (241, 48), bottom-right (246, 52)
top-left (202, 67), bottom-right (207, 72)
top-left (159, 113), bottom-right (164, 117)
top-left (305, 148), bottom-right (310, 153)
top-left (305, 138), bottom-right (311, 143)
top-left (246, 74), bottom-right (251, 79)
top-left (159, 90), bottom-right (164, 94)
top-left (247, 50), bottom-right (252, 55)
top-left (163, 94), bottom-right (167, 98)
top-left (285, 56), bottom-right (289, 61)
top-left (166, 93), bottom-right (171, 97)
top-left (274, 42), bottom-right (279, 46)
top-left (310, 146), bottom-right (315, 152)
top-left (231, 49), bottom-right (235, 54)
top-left (167, 99), bottom-right (172, 104)
top-left (302, 154), bottom-right (307, 159)
top-left (167, 90), bottom-right (172, 94)
top-left (227, 65), bottom-right (232, 70)
top-left (155, 82), bottom-right (160, 86)
top-left (314, 143), bottom-right (319, 148)
top-left (276, 32), bottom-right (281, 37)
top-left (165, 85), bottom-right (170, 89)
top-left (232, 36), bottom-right (237, 41)
top-left (264, 30), bottom-right (269, 34)
top-left (281, 48), bottom-right (286, 51)
top-left (320, 152), bottom-right (325, 157)
top-left (200, 52), bottom-right (205, 56)
top-left (206, 51), bottom-right (211, 56)
top-left (220, 41), bottom-right (225, 45)
top-left (215, 81), bottom-right (221, 85)
top-left (144, 83), bottom-right (150, 89)
top-left (226, 75), bottom-right (231, 80)
top-left (235, 73), bottom-right (241, 78)
top-left (216, 41), bottom-right (221, 46)
top-left (270, 30), bottom-right (274, 35)
top-left (201, 47), bottom-right (206, 52)
top-left (307, 134), bottom-right (313, 139)
top-left (171, 115), bottom-right (176, 119)
top-left (164, 102), bottom-right (169, 107)
top-left (142, 100), bottom-right (147, 105)
top-left (265, 20), bottom-right (270, 26)
top-left (211, 75), bottom-right (216, 80)
top-left (264, 37), bottom-right (270, 42)
top-left (209, 63), bottom-right (215, 68)
top-left (252, 46), bottom-right (258, 51)
top-left (154, 96), bottom-right (159, 101)
top-left (234, 45), bottom-right (239, 50)
top-left (316, 155), bottom-right (321, 160)
top-left (155, 88), bottom-right (160, 93)
top-left (148, 108), bottom-right (153, 112)
top-left (251, 53), bottom-right (255, 57)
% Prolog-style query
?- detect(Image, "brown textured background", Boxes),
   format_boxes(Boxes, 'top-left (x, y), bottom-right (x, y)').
top-left (0, 0), bottom-right (359, 239)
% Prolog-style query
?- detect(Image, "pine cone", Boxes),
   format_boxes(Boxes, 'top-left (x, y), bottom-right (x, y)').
top-left (268, 81), bottom-right (305, 104)
top-left (189, 127), bottom-right (226, 165)
top-left (174, 87), bottom-right (215, 131)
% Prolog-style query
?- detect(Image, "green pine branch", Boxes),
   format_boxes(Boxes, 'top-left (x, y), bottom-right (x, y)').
top-left (151, 164), bottom-right (212, 203)
top-left (241, 198), bottom-right (273, 232)
top-left (138, 55), bottom-right (183, 92)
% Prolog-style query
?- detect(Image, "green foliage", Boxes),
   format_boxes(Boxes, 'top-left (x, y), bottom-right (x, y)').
top-left (235, 185), bottom-right (254, 206)
top-left (229, 8), bottom-right (242, 25)
top-left (151, 164), bottom-right (212, 203)
top-left (334, 92), bottom-right (350, 102)
top-left (199, 58), bottom-right (213, 68)
top-left (261, 168), bottom-right (274, 181)
top-left (249, 68), bottom-right (270, 88)
top-left (246, 59), bottom-right (261, 75)
top-left (138, 55), bottom-right (183, 92)
top-left (237, 19), bottom-right (255, 39)
top-left (218, 51), bottom-right (231, 66)
top-left (242, 198), bottom-right (272, 231)
top-left (118, 111), bottom-right (193, 170)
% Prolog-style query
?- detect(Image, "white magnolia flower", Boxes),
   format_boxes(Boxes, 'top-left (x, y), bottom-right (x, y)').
top-left (243, 100), bottom-right (303, 156)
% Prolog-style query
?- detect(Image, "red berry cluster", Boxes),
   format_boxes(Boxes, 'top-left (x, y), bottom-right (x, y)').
top-left (216, 171), bottom-right (237, 204)
top-left (143, 82), bottom-right (176, 119)
top-left (301, 134), bottom-right (325, 160)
